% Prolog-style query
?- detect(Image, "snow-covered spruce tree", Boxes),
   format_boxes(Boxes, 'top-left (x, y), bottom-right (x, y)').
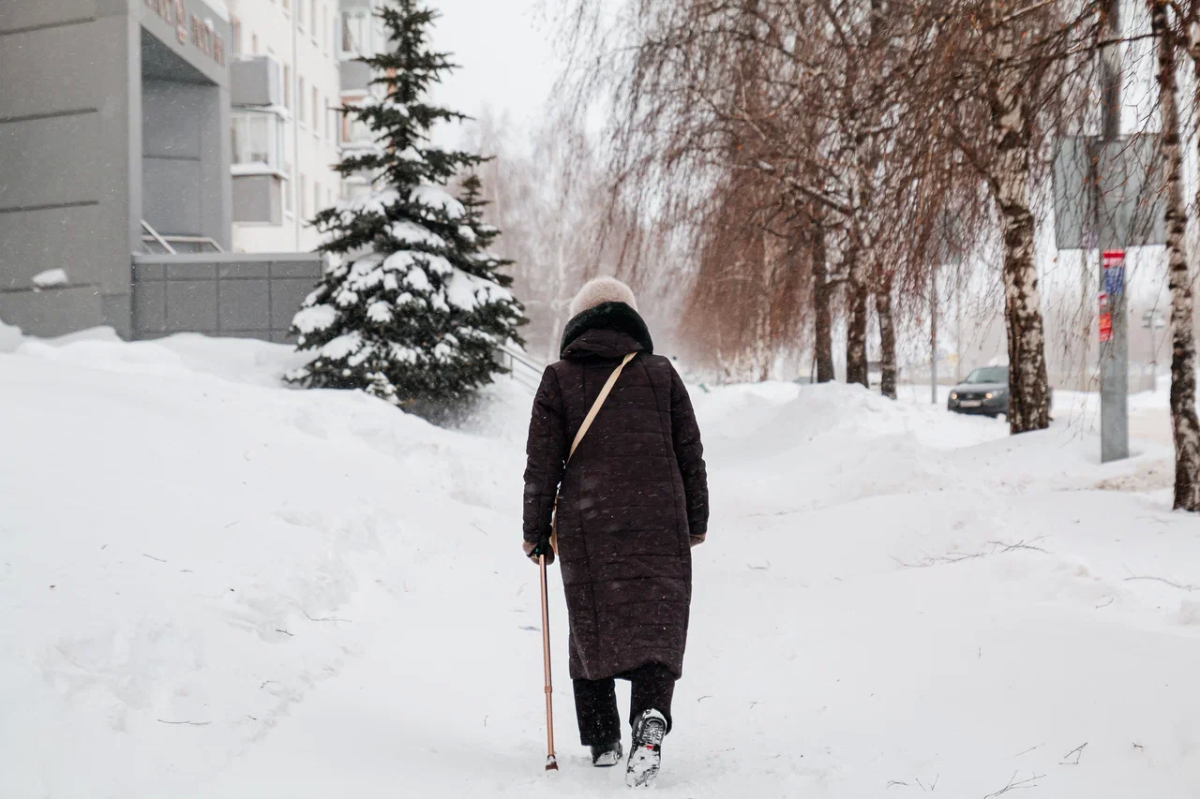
top-left (288, 1), bottom-right (523, 406)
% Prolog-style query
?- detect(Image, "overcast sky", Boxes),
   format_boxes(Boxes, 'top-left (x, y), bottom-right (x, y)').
top-left (425, 0), bottom-right (561, 144)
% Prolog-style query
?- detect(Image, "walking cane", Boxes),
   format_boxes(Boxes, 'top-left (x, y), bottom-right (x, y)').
top-left (539, 553), bottom-right (559, 771)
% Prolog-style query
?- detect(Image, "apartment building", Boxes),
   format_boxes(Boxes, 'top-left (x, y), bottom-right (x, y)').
top-left (336, 0), bottom-right (391, 201)
top-left (0, 0), bottom-right (394, 338)
top-left (226, 0), bottom-right (346, 252)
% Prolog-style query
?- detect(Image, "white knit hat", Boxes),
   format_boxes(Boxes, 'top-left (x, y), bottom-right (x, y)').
top-left (569, 276), bottom-right (638, 319)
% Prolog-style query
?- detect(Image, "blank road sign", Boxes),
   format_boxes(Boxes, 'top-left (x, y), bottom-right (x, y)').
top-left (1052, 135), bottom-right (1166, 251)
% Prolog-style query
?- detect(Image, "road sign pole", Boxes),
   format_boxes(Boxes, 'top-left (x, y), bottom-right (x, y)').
top-left (1100, 251), bottom-right (1129, 461)
top-left (1098, 0), bottom-right (1128, 463)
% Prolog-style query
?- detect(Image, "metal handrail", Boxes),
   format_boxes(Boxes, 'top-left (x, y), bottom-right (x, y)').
top-left (141, 220), bottom-right (175, 254)
top-left (497, 345), bottom-right (545, 393)
top-left (140, 221), bottom-right (225, 254)
top-left (498, 345), bottom-right (545, 374)
top-left (161, 235), bottom-right (225, 251)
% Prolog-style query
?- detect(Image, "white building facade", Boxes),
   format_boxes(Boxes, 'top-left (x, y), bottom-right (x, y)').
top-left (226, 0), bottom-right (384, 252)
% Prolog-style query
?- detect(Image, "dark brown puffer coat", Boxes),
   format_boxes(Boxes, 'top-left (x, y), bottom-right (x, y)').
top-left (523, 302), bottom-right (708, 681)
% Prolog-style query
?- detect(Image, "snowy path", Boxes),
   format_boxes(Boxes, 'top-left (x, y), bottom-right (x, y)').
top-left (2, 333), bottom-right (1199, 798)
top-left (197, 386), bottom-right (1200, 798)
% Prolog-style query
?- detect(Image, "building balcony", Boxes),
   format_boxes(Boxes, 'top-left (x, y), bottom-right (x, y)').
top-left (339, 59), bottom-right (371, 93)
top-left (232, 172), bottom-right (284, 226)
top-left (231, 56), bottom-right (282, 108)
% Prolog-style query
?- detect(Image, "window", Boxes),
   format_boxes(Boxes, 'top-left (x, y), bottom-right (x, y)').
top-left (314, 180), bottom-right (322, 214)
top-left (325, 99), bottom-right (333, 140)
top-left (251, 33), bottom-right (258, 55)
top-left (231, 112), bottom-right (285, 170)
top-left (300, 174), bottom-right (308, 217)
top-left (231, 17), bottom-right (242, 56)
top-left (322, 5), bottom-right (329, 53)
top-left (340, 9), bottom-right (371, 58)
top-left (284, 171), bottom-right (294, 216)
top-left (282, 0), bottom-right (290, 13)
top-left (283, 64), bottom-right (291, 109)
top-left (340, 94), bottom-right (371, 145)
top-left (344, 180), bottom-right (372, 202)
top-left (297, 2), bottom-right (305, 32)
top-left (311, 0), bottom-right (319, 43)
top-left (298, 77), bottom-right (306, 126)
top-left (342, 115), bottom-right (370, 146)
top-left (312, 86), bottom-right (319, 131)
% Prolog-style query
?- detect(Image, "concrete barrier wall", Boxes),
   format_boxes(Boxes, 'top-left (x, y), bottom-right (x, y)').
top-left (131, 253), bottom-right (323, 343)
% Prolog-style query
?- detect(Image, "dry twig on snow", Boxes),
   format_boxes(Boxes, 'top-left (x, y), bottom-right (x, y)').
top-left (983, 771), bottom-right (1045, 798)
top-left (897, 537), bottom-right (1051, 569)
top-left (1124, 574), bottom-right (1199, 592)
top-left (1061, 742), bottom-right (1087, 765)
top-left (304, 611), bottom-right (353, 623)
top-left (986, 537), bottom-right (1049, 554)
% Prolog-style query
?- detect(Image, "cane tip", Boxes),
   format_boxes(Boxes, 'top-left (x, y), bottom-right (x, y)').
top-left (545, 756), bottom-right (559, 772)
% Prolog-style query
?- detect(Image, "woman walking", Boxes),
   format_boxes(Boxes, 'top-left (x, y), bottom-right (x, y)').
top-left (522, 277), bottom-right (709, 787)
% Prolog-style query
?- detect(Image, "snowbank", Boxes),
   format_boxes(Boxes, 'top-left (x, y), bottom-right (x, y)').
top-left (1, 337), bottom-right (1197, 798)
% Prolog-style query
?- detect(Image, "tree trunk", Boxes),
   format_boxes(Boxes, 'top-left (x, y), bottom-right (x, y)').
top-left (754, 303), bottom-right (771, 381)
top-left (811, 223), bottom-right (835, 383)
top-left (845, 222), bottom-right (870, 388)
top-left (990, 29), bottom-right (1051, 434)
top-left (1163, 1), bottom-right (1200, 509)
top-left (875, 267), bottom-right (897, 399)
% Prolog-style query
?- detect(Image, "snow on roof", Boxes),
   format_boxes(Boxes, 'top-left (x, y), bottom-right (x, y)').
top-left (231, 163), bottom-right (286, 178)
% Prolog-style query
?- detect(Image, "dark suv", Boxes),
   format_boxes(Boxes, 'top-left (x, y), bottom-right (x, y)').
top-left (948, 366), bottom-right (1009, 417)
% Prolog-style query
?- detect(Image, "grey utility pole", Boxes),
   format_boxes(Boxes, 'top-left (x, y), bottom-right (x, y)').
top-left (1097, 0), bottom-right (1128, 463)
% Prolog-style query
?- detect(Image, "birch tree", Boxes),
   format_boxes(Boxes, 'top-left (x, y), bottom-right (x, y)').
top-left (910, 1), bottom-right (1100, 433)
top-left (1155, 0), bottom-right (1200, 510)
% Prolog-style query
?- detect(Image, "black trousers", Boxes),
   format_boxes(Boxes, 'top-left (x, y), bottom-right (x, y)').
top-left (573, 663), bottom-right (675, 746)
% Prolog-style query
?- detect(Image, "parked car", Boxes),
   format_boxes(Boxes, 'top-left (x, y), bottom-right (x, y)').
top-left (948, 366), bottom-right (1010, 417)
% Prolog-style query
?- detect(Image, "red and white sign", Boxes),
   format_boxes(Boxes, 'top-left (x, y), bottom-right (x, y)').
top-left (1099, 312), bottom-right (1113, 342)
top-left (1102, 250), bottom-right (1125, 269)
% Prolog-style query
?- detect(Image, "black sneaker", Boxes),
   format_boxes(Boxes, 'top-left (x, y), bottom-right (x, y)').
top-left (591, 740), bottom-right (623, 767)
top-left (625, 709), bottom-right (667, 787)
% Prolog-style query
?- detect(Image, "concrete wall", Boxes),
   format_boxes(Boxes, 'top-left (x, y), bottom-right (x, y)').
top-left (0, 0), bottom-right (231, 338)
top-left (131, 253), bottom-right (323, 342)
top-left (0, 0), bottom-right (139, 335)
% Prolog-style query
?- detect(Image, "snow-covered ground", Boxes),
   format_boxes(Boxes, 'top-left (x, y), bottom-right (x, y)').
top-left (2, 327), bottom-right (1199, 798)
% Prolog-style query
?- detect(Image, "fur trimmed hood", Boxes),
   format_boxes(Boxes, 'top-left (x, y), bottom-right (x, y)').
top-left (568, 276), bottom-right (638, 318)
top-left (560, 302), bottom-right (654, 359)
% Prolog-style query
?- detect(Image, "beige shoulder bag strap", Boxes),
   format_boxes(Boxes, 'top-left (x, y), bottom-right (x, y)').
top-left (550, 351), bottom-right (637, 553)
